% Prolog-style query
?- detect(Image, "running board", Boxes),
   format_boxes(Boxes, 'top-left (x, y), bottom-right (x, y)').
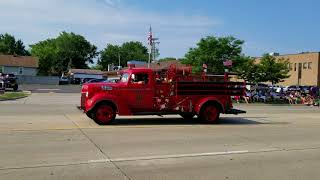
top-left (225, 108), bottom-right (246, 115)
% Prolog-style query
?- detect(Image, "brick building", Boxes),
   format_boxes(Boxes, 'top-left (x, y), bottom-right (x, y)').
top-left (257, 52), bottom-right (320, 86)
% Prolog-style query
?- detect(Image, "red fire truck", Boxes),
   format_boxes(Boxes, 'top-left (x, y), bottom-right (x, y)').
top-left (80, 65), bottom-right (246, 125)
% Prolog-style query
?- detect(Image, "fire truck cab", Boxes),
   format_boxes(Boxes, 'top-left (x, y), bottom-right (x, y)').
top-left (80, 65), bottom-right (246, 125)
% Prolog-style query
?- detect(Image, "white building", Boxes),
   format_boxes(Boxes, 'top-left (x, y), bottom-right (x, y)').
top-left (0, 55), bottom-right (38, 76)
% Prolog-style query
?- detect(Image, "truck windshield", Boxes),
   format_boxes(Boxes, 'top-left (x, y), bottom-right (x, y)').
top-left (120, 73), bottom-right (130, 83)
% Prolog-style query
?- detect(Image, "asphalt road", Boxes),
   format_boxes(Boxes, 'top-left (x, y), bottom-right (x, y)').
top-left (0, 93), bottom-right (320, 180)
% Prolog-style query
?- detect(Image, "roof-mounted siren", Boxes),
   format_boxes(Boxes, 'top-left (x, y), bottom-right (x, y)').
top-left (127, 61), bottom-right (135, 69)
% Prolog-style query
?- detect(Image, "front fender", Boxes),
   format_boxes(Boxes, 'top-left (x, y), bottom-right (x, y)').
top-left (86, 93), bottom-right (131, 115)
top-left (194, 97), bottom-right (225, 114)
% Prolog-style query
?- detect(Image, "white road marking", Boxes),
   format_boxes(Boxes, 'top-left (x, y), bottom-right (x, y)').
top-left (110, 150), bottom-right (249, 162)
top-left (111, 150), bottom-right (249, 162)
top-left (88, 159), bottom-right (110, 163)
top-left (87, 150), bottom-right (250, 164)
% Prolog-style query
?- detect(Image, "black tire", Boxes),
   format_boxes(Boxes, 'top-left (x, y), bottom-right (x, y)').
top-left (92, 103), bottom-right (116, 125)
top-left (199, 103), bottom-right (220, 124)
top-left (180, 113), bottom-right (195, 120)
top-left (86, 111), bottom-right (93, 119)
top-left (13, 85), bottom-right (18, 91)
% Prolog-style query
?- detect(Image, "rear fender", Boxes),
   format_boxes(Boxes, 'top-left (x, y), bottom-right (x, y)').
top-left (194, 97), bottom-right (225, 114)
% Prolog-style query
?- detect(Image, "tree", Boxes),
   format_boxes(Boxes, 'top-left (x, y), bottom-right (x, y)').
top-left (158, 57), bottom-right (177, 62)
top-left (0, 33), bottom-right (30, 56)
top-left (30, 39), bottom-right (57, 75)
top-left (30, 32), bottom-right (98, 75)
top-left (99, 44), bottom-right (121, 70)
top-left (182, 36), bottom-right (244, 73)
top-left (99, 41), bottom-right (148, 70)
top-left (234, 56), bottom-right (261, 83)
top-left (258, 54), bottom-right (290, 84)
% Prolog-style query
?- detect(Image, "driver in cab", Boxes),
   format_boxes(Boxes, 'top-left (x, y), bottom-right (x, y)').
top-left (131, 74), bottom-right (147, 85)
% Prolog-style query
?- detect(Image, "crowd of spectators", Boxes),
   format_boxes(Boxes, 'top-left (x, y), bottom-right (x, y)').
top-left (233, 85), bottom-right (320, 106)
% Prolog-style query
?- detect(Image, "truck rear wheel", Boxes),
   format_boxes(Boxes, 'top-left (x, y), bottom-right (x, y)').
top-left (92, 103), bottom-right (116, 125)
top-left (199, 104), bottom-right (220, 124)
top-left (180, 113), bottom-right (195, 120)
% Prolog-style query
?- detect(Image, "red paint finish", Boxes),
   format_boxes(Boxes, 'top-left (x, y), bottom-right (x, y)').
top-left (80, 66), bottom-right (245, 124)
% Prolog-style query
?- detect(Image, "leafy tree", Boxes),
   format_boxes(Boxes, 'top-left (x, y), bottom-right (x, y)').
top-left (30, 39), bottom-right (57, 75)
top-left (182, 36), bottom-right (244, 73)
top-left (99, 41), bottom-right (148, 70)
top-left (158, 57), bottom-right (177, 62)
top-left (90, 64), bottom-right (104, 70)
top-left (99, 44), bottom-right (121, 70)
top-left (30, 32), bottom-right (98, 75)
top-left (258, 54), bottom-right (290, 84)
top-left (0, 33), bottom-right (30, 56)
top-left (234, 56), bottom-right (261, 83)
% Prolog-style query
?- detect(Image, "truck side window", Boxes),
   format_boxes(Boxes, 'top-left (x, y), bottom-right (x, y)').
top-left (120, 73), bottom-right (130, 83)
top-left (131, 73), bottom-right (149, 85)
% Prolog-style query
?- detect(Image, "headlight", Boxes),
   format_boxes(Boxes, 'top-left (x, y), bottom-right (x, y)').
top-left (85, 92), bottom-right (89, 97)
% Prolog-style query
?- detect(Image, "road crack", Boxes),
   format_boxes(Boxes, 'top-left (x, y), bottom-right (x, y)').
top-left (64, 114), bottom-right (132, 180)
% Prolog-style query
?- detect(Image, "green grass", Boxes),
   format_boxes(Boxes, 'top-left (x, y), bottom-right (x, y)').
top-left (0, 92), bottom-right (29, 100)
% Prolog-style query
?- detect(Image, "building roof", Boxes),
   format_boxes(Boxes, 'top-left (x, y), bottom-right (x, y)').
top-left (0, 55), bottom-right (39, 68)
top-left (69, 69), bottom-right (104, 75)
top-left (255, 51), bottom-right (320, 58)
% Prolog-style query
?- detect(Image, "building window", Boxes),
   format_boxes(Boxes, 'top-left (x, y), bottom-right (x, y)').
top-left (308, 62), bottom-right (312, 69)
top-left (294, 63), bottom-right (297, 71)
top-left (0, 66), bottom-right (3, 73)
top-left (19, 67), bottom-right (24, 75)
top-left (288, 63), bottom-right (292, 70)
top-left (303, 62), bottom-right (307, 69)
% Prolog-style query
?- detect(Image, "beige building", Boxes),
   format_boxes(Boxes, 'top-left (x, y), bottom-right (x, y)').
top-left (274, 52), bottom-right (319, 86)
top-left (256, 52), bottom-right (320, 86)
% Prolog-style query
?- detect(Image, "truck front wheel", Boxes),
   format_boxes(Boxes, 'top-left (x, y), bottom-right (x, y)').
top-left (199, 104), bottom-right (220, 124)
top-left (92, 103), bottom-right (116, 125)
top-left (13, 84), bottom-right (18, 91)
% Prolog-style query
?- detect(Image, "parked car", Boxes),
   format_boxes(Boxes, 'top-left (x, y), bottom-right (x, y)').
top-left (301, 86), bottom-right (311, 94)
top-left (0, 78), bottom-right (5, 93)
top-left (287, 85), bottom-right (301, 91)
top-left (86, 78), bottom-right (108, 83)
top-left (0, 73), bottom-right (18, 91)
top-left (246, 83), bottom-right (269, 91)
top-left (81, 78), bottom-right (96, 84)
top-left (59, 77), bottom-right (69, 85)
top-left (71, 78), bottom-right (81, 85)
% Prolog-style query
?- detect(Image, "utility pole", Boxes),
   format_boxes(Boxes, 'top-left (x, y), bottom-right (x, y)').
top-left (147, 25), bottom-right (160, 67)
top-left (148, 26), bottom-right (152, 68)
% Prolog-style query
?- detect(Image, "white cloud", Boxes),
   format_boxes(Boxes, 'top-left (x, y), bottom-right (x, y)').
top-left (0, 0), bottom-right (221, 58)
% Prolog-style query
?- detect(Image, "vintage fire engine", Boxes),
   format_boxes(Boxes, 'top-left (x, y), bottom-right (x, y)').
top-left (80, 64), bottom-right (246, 125)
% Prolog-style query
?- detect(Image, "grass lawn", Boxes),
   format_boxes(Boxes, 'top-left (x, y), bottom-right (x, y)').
top-left (0, 92), bottom-right (29, 101)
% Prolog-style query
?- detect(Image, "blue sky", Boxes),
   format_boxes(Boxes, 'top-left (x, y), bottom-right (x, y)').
top-left (0, 0), bottom-right (319, 59)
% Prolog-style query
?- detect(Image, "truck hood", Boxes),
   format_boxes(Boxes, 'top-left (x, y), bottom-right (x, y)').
top-left (81, 82), bottom-right (122, 93)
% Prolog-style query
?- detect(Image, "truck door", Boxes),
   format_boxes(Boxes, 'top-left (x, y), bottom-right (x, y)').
top-left (127, 72), bottom-right (154, 112)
